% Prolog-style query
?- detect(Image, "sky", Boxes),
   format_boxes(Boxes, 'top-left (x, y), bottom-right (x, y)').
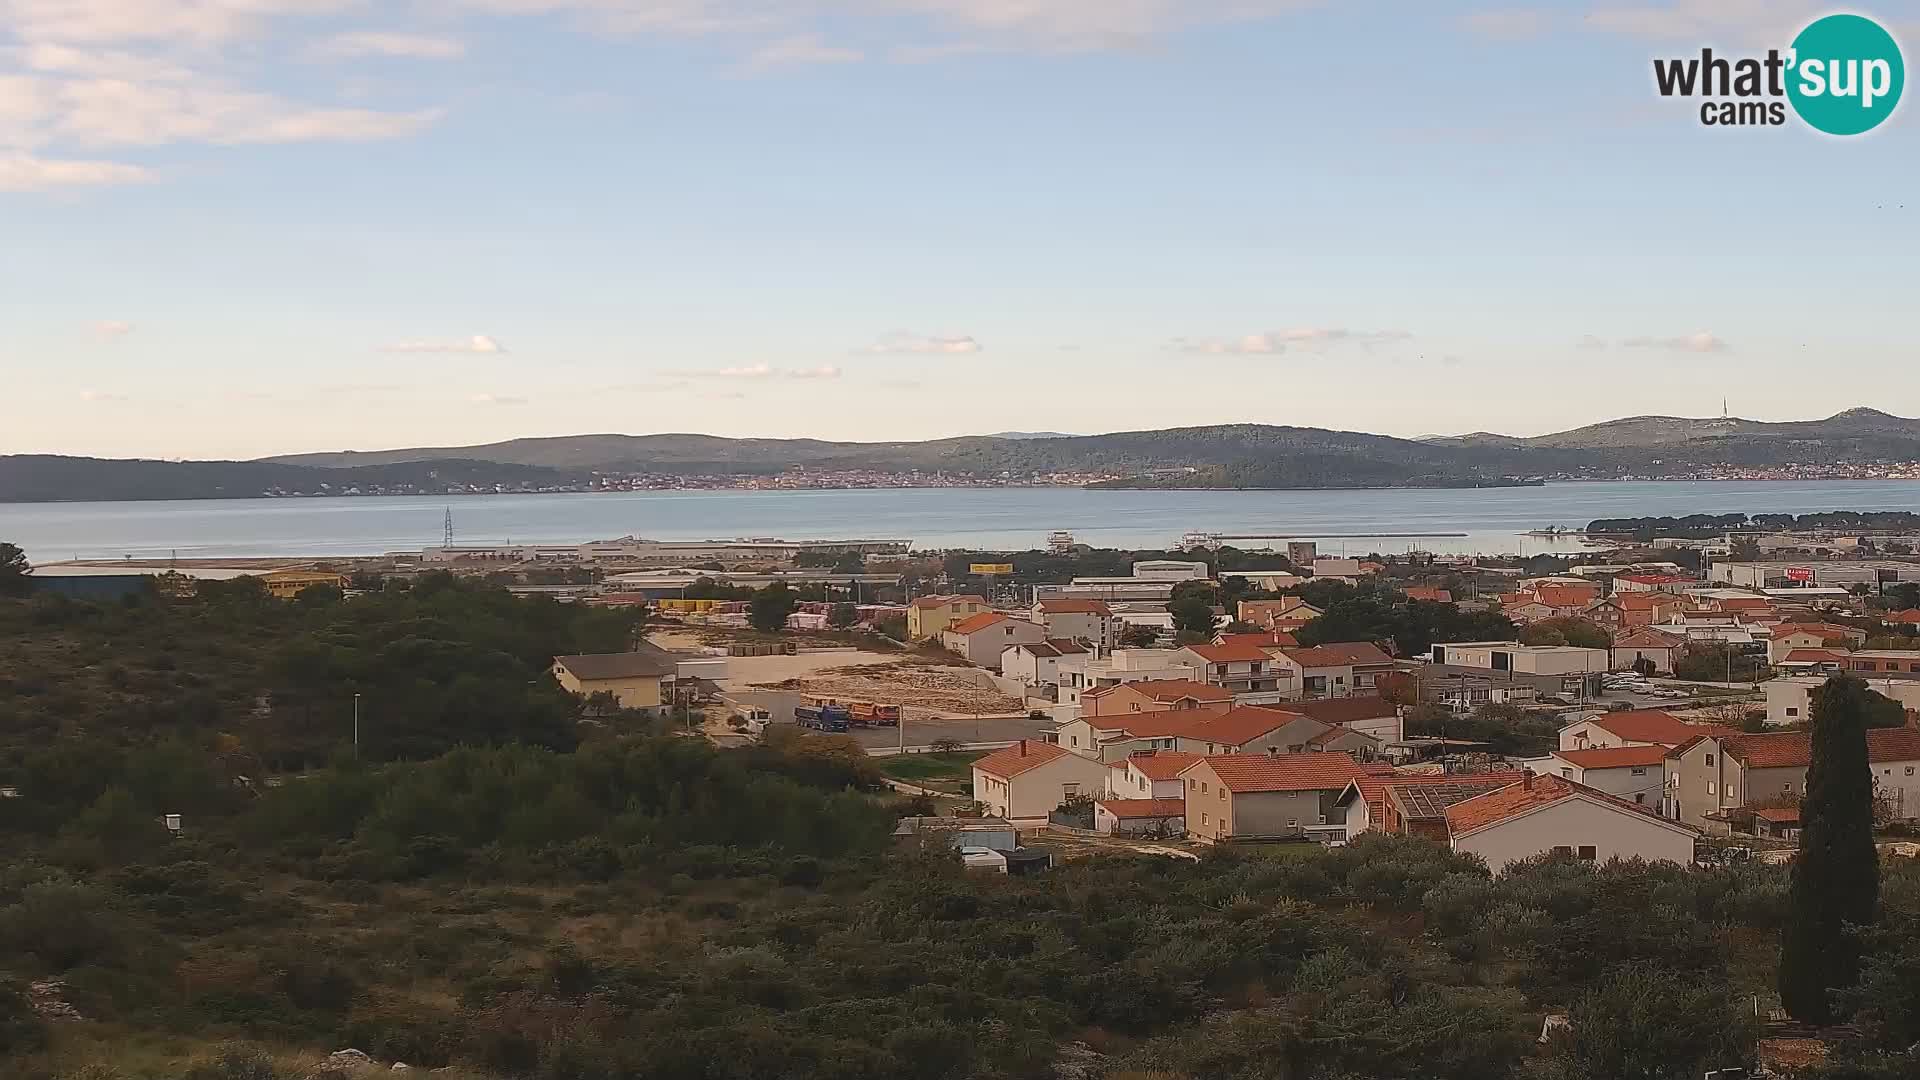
top-left (3, 0), bottom-right (1917, 460)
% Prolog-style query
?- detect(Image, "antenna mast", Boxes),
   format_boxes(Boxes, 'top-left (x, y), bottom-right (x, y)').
top-left (444, 507), bottom-right (454, 546)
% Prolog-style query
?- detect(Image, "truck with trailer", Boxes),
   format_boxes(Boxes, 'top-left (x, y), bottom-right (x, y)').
top-left (794, 702), bottom-right (851, 732)
top-left (847, 701), bottom-right (901, 727)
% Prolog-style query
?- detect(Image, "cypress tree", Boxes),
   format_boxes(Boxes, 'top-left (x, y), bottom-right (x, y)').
top-left (1778, 675), bottom-right (1881, 1024)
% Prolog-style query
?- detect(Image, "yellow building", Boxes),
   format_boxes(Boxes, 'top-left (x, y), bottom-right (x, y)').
top-left (905, 594), bottom-right (990, 640)
top-left (552, 646), bottom-right (679, 715)
top-left (260, 570), bottom-right (347, 599)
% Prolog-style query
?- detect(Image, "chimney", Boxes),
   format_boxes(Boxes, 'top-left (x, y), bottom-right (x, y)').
top-left (1522, 771), bottom-right (1534, 790)
top-left (1019, 740), bottom-right (1028, 757)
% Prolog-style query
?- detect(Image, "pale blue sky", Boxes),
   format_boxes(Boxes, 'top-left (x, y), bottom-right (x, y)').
top-left (3, 0), bottom-right (1916, 459)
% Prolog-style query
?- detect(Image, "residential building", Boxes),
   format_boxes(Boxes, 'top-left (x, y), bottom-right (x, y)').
top-left (1428, 641), bottom-right (1610, 676)
top-left (1215, 630), bottom-right (1300, 650)
top-left (1311, 557), bottom-right (1364, 581)
top-left (1583, 597), bottom-right (1627, 632)
top-left (1180, 753), bottom-right (1362, 843)
top-left (1271, 642), bottom-right (1397, 698)
top-left (1614, 573), bottom-right (1696, 594)
top-left (1335, 770), bottom-right (1526, 838)
top-left (941, 612), bottom-right (1046, 669)
top-left (1176, 642), bottom-right (1287, 697)
top-left (1105, 749), bottom-right (1202, 799)
top-left (1080, 679), bottom-right (1232, 720)
top-left (1611, 628), bottom-right (1687, 675)
top-left (1030, 599), bottom-right (1120, 653)
top-left (1844, 650), bottom-right (1920, 676)
top-left (1059, 704), bottom-right (1380, 763)
top-left (1665, 727), bottom-right (1920, 827)
top-left (1093, 798), bottom-right (1187, 836)
top-left (971, 740), bottom-right (1114, 821)
top-left (1403, 587), bottom-right (1453, 603)
top-left (1768, 622), bottom-right (1868, 663)
top-left (1766, 675), bottom-right (1920, 728)
top-left (1057, 648), bottom-right (1204, 708)
top-left (906, 594), bottom-right (989, 640)
top-left (552, 647), bottom-right (678, 715)
top-left (1033, 579), bottom-right (1177, 603)
top-left (1444, 773), bottom-right (1700, 874)
top-left (1000, 639), bottom-right (1089, 688)
top-left (1559, 709), bottom-right (1736, 752)
top-left (1267, 695), bottom-right (1404, 743)
top-left (1532, 745), bottom-right (1669, 808)
top-left (261, 569), bottom-right (347, 599)
top-left (1502, 600), bottom-right (1559, 624)
top-left (1238, 597), bottom-right (1323, 631)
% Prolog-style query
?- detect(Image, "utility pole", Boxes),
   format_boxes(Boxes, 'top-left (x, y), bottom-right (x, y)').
top-left (352, 693), bottom-right (362, 758)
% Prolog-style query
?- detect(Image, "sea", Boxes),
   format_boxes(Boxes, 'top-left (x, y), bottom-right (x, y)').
top-left (8, 480), bottom-right (1920, 564)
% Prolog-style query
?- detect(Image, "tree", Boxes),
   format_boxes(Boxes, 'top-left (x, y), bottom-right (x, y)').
top-left (1779, 675), bottom-right (1882, 1025)
top-left (0, 542), bottom-right (29, 597)
top-left (827, 603), bottom-right (858, 629)
top-left (1119, 624), bottom-right (1159, 648)
top-left (1518, 617), bottom-right (1611, 650)
top-left (1169, 596), bottom-right (1216, 640)
top-left (748, 582), bottom-right (799, 633)
top-left (1544, 963), bottom-right (1751, 1080)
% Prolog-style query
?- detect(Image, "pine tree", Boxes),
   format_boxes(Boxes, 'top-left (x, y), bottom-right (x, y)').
top-left (1778, 675), bottom-right (1881, 1024)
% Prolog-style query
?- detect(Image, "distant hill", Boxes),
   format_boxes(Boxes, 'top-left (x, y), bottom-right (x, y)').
top-left (983, 431), bottom-right (1080, 440)
top-left (0, 456), bottom-right (584, 503)
top-left (11, 408), bottom-right (1920, 502)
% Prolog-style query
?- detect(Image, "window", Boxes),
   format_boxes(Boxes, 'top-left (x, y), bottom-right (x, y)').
top-left (1635, 794), bottom-right (1645, 804)
top-left (1705, 754), bottom-right (1715, 766)
top-left (1908, 767), bottom-right (1916, 776)
top-left (1201, 812), bottom-right (1209, 825)
top-left (1062, 784), bottom-right (1079, 797)
top-left (1552, 845), bottom-right (1572, 856)
top-left (1069, 735), bottom-right (1078, 747)
top-left (1201, 782), bottom-right (1209, 794)
top-left (1786, 707), bottom-right (1799, 717)
top-left (1577, 846), bottom-right (1597, 861)
top-left (1706, 781), bottom-right (1716, 795)
top-left (1287, 819), bottom-right (1297, 828)
top-left (1630, 767), bottom-right (1646, 776)
top-left (1218, 788), bottom-right (1226, 801)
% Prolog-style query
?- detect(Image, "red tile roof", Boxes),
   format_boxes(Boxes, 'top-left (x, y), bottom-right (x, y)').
top-left (1191, 753), bottom-right (1360, 794)
top-left (1774, 623), bottom-right (1863, 639)
top-left (946, 612), bottom-right (1010, 635)
top-left (1344, 769), bottom-right (1526, 827)
top-left (1096, 798), bottom-right (1188, 819)
top-left (1706, 728), bottom-right (1920, 770)
top-left (1184, 642), bottom-right (1275, 663)
top-left (1280, 642), bottom-right (1395, 667)
top-left (1403, 587), bottom-right (1453, 603)
top-left (1780, 649), bottom-right (1849, 664)
top-left (911, 593), bottom-right (985, 609)
top-left (973, 739), bottom-right (1071, 779)
top-left (1612, 629), bottom-right (1685, 649)
top-left (1751, 806), bottom-right (1801, 823)
top-left (1088, 679), bottom-right (1233, 704)
top-left (1714, 596), bottom-right (1774, 611)
top-left (1552, 745), bottom-right (1670, 769)
top-left (1123, 750), bottom-right (1202, 780)
top-left (1885, 609), bottom-right (1920, 625)
top-left (1087, 706), bottom-right (1222, 739)
top-left (1184, 707), bottom-right (1304, 747)
top-left (1583, 709), bottom-right (1736, 747)
top-left (1532, 585), bottom-right (1601, 608)
top-left (1443, 773), bottom-right (1683, 837)
top-left (1265, 695), bottom-right (1398, 726)
top-left (1619, 574), bottom-right (1692, 585)
top-left (1037, 599), bottom-right (1113, 615)
top-left (1218, 631), bottom-right (1300, 649)
top-left (1614, 593), bottom-right (1671, 610)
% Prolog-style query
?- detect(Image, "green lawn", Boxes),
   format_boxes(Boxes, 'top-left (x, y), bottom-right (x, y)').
top-left (879, 751), bottom-right (986, 785)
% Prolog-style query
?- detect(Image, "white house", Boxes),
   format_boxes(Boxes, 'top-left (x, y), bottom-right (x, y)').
top-left (971, 740), bottom-right (1114, 821)
top-left (1001, 639), bottom-right (1089, 688)
top-left (1270, 643), bottom-right (1396, 699)
top-left (1030, 599), bottom-right (1121, 653)
top-left (1129, 560), bottom-right (1210, 582)
top-left (941, 612), bottom-right (1046, 669)
top-left (1530, 745), bottom-right (1669, 809)
top-left (1443, 773), bottom-right (1700, 875)
top-left (1429, 641), bottom-right (1610, 676)
top-left (1104, 749), bottom-right (1202, 799)
top-left (1558, 709), bottom-right (1734, 752)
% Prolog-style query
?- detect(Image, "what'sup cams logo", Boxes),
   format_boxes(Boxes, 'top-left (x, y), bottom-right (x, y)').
top-left (1654, 12), bottom-right (1904, 134)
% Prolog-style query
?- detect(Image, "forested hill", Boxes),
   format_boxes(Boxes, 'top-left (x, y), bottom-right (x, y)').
top-left (0, 455), bottom-right (586, 503)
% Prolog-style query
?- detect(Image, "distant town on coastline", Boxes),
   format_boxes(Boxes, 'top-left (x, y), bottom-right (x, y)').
top-left (8, 407), bottom-right (1920, 503)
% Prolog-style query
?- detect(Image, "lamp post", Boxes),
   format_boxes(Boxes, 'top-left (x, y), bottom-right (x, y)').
top-left (352, 693), bottom-right (361, 758)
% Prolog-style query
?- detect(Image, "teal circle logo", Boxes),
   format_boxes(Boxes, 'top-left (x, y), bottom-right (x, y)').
top-left (1787, 14), bottom-right (1905, 135)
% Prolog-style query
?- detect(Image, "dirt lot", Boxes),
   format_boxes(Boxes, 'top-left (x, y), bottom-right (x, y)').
top-left (755, 660), bottom-right (1025, 720)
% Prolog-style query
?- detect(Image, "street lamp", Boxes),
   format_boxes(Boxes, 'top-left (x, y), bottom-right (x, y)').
top-left (353, 693), bottom-right (362, 757)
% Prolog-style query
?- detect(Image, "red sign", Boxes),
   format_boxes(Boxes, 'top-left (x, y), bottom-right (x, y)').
top-left (1786, 567), bottom-right (1814, 583)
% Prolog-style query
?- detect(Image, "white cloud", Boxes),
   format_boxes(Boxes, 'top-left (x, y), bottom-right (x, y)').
top-left (1171, 327), bottom-right (1412, 354)
top-left (1620, 332), bottom-right (1730, 353)
top-left (867, 331), bottom-right (982, 354)
top-left (94, 318), bottom-right (133, 338)
top-left (1462, 9), bottom-right (1558, 40)
top-left (316, 32), bottom-right (469, 59)
top-left (0, 0), bottom-right (360, 46)
top-left (469, 392), bottom-right (528, 405)
top-left (671, 362), bottom-right (843, 379)
top-left (383, 335), bottom-right (508, 354)
top-left (77, 388), bottom-right (127, 401)
top-left (744, 34), bottom-right (861, 69)
top-left (0, 152), bottom-right (152, 189)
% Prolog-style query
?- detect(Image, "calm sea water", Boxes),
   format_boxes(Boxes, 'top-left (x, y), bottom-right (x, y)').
top-left (7, 480), bottom-right (1920, 563)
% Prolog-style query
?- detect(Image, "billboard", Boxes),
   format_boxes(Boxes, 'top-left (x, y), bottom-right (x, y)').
top-left (969, 563), bottom-right (1014, 575)
top-left (1785, 567), bottom-right (1814, 583)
